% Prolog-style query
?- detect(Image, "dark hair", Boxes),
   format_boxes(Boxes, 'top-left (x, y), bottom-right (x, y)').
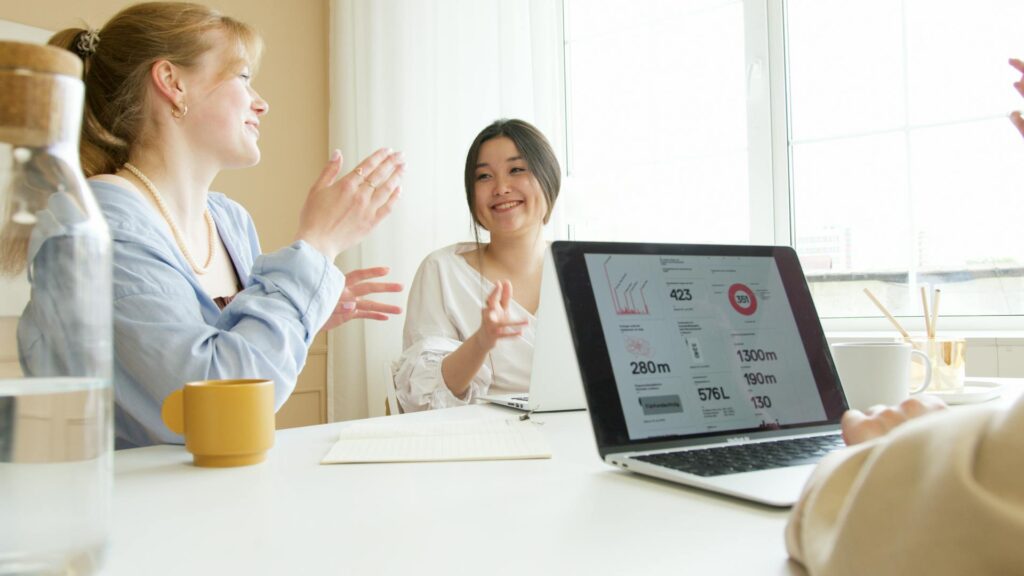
top-left (463, 118), bottom-right (561, 233)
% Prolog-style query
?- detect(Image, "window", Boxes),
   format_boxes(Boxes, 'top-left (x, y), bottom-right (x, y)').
top-left (563, 0), bottom-right (1024, 326)
top-left (788, 0), bottom-right (1024, 321)
top-left (562, 0), bottom-right (763, 245)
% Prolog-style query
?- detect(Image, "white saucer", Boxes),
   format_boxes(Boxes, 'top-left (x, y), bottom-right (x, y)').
top-left (927, 380), bottom-right (1003, 405)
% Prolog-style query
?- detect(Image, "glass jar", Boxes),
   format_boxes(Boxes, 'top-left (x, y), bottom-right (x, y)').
top-left (0, 41), bottom-right (113, 575)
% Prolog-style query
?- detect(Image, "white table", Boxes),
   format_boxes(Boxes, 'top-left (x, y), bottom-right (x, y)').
top-left (105, 379), bottom-right (1022, 576)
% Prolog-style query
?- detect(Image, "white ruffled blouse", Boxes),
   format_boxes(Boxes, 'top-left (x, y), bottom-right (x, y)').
top-left (395, 243), bottom-right (535, 411)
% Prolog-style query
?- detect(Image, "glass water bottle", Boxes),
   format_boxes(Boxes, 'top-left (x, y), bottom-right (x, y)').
top-left (0, 41), bottom-right (113, 575)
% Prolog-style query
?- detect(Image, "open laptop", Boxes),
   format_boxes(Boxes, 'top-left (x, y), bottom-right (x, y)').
top-left (479, 247), bottom-right (587, 412)
top-left (550, 241), bottom-right (849, 507)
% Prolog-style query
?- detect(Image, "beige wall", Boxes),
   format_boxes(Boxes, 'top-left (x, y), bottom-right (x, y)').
top-left (1, 0), bottom-right (333, 427)
top-left (0, 0), bottom-right (330, 252)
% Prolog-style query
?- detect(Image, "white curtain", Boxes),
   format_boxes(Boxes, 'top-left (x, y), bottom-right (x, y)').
top-left (327, 0), bottom-right (567, 421)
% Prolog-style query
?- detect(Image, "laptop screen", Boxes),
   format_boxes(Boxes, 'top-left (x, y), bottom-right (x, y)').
top-left (552, 242), bottom-right (847, 450)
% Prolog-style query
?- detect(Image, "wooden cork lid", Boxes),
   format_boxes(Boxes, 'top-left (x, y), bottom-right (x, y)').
top-left (0, 41), bottom-right (84, 147)
top-left (0, 41), bottom-right (82, 78)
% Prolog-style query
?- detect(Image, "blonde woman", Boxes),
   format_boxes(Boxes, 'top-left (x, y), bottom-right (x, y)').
top-left (395, 119), bottom-right (560, 411)
top-left (21, 2), bottom-right (405, 447)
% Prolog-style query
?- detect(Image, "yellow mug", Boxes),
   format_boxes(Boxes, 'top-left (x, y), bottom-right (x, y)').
top-left (161, 379), bottom-right (275, 467)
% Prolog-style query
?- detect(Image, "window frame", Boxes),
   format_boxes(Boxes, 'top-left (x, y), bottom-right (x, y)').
top-left (559, 0), bottom-right (1024, 333)
top-left (769, 0), bottom-right (1022, 332)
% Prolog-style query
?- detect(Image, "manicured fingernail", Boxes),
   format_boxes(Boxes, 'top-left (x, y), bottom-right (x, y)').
top-left (341, 302), bottom-right (357, 311)
top-left (330, 149), bottom-right (341, 162)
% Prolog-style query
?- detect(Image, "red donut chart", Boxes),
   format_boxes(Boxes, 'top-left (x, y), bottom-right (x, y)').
top-left (728, 283), bottom-right (758, 316)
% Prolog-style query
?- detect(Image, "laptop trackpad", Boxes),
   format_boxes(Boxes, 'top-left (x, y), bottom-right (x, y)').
top-left (708, 464), bottom-right (817, 507)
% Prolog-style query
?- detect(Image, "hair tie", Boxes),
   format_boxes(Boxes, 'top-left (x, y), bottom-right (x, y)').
top-left (75, 28), bottom-right (100, 58)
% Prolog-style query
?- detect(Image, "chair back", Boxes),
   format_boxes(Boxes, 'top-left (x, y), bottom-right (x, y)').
top-left (384, 359), bottom-right (403, 415)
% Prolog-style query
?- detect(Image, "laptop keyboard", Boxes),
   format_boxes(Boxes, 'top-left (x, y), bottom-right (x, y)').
top-left (633, 435), bottom-right (845, 477)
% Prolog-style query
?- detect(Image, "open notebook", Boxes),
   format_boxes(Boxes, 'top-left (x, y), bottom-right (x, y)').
top-left (320, 416), bottom-right (551, 464)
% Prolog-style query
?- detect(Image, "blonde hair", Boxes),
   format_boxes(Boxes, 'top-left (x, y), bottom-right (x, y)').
top-left (49, 1), bottom-right (263, 177)
top-left (0, 3), bottom-right (262, 276)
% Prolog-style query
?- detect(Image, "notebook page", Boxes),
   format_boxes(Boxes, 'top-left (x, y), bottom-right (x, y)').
top-left (320, 417), bottom-right (552, 464)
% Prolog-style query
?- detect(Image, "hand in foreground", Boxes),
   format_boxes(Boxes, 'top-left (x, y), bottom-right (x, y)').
top-left (473, 280), bottom-right (528, 352)
top-left (1010, 58), bottom-right (1024, 137)
top-left (297, 148), bottom-right (405, 261)
top-left (841, 395), bottom-right (948, 446)
top-left (322, 266), bottom-right (403, 331)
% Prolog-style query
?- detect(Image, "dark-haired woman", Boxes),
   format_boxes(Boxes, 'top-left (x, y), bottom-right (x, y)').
top-left (395, 119), bottom-right (560, 411)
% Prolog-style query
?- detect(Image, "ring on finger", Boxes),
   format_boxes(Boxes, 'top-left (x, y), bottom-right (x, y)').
top-left (365, 180), bottom-right (377, 190)
top-left (355, 167), bottom-right (365, 178)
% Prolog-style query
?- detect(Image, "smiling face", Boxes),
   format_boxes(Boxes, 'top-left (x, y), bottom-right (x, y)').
top-left (179, 31), bottom-right (269, 169)
top-left (472, 136), bottom-right (549, 238)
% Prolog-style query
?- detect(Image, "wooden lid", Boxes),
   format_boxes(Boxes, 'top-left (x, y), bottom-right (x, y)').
top-left (0, 41), bottom-right (82, 78)
top-left (0, 42), bottom-right (84, 147)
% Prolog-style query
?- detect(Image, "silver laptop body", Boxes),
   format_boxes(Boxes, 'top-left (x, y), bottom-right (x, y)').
top-left (606, 427), bottom-right (842, 507)
top-left (551, 241), bottom-right (849, 507)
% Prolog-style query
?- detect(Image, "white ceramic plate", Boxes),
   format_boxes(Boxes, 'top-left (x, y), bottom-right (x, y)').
top-left (928, 379), bottom-right (1003, 405)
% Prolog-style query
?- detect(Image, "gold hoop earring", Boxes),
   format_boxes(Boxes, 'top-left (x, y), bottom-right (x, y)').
top-left (171, 102), bottom-right (188, 119)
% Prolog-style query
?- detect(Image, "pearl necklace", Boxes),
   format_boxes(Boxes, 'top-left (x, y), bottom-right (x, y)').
top-left (123, 162), bottom-right (215, 275)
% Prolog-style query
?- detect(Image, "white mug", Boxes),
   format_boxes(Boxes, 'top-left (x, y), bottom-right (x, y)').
top-left (830, 342), bottom-right (932, 411)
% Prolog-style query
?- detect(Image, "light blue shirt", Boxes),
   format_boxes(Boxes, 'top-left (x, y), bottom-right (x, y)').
top-left (19, 181), bottom-right (345, 448)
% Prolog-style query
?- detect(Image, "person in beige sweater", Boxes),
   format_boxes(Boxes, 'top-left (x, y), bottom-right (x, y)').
top-left (785, 58), bottom-right (1024, 576)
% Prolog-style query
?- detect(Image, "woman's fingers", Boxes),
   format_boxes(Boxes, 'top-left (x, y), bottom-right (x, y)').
top-left (346, 149), bottom-right (404, 218)
top-left (347, 310), bottom-right (392, 321)
top-left (366, 152), bottom-right (405, 199)
top-left (343, 266), bottom-right (391, 284)
top-left (1011, 111), bottom-right (1024, 138)
top-left (486, 283), bottom-right (503, 311)
top-left (841, 409), bottom-right (888, 446)
top-left (346, 281), bottom-right (403, 298)
top-left (313, 149), bottom-right (344, 190)
top-left (349, 299), bottom-right (403, 315)
top-left (491, 316), bottom-right (528, 338)
top-left (374, 186), bottom-right (402, 224)
top-left (496, 318), bottom-right (529, 328)
top-left (840, 395), bottom-right (949, 446)
top-left (1009, 60), bottom-right (1024, 139)
top-left (841, 408), bottom-right (895, 445)
top-left (350, 147), bottom-right (394, 184)
top-left (493, 321), bottom-right (525, 337)
top-left (867, 405), bottom-right (906, 432)
top-left (295, 147), bottom-right (405, 262)
top-left (480, 280), bottom-right (526, 342)
top-left (500, 280), bottom-right (513, 310)
top-left (369, 163), bottom-right (405, 213)
top-left (840, 410), bottom-right (867, 445)
top-left (898, 395), bottom-right (946, 419)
